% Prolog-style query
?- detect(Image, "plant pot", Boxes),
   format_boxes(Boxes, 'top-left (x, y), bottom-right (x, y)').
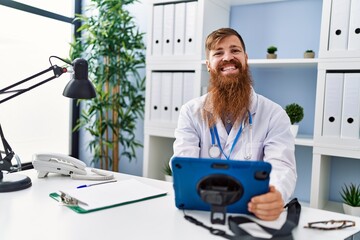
top-left (304, 52), bottom-right (315, 58)
top-left (267, 53), bottom-right (277, 59)
top-left (343, 203), bottom-right (360, 216)
top-left (164, 174), bottom-right (173, 182)
top-left (290, 125), bottom-right (299, 137)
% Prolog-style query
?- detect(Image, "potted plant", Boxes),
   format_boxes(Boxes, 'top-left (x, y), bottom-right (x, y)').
top-left (285, 103), bottom-right (304, 137)
top-left (70, 0), bottom-right (146, 172)
top-left (340, 183), bottom-right (360, 216)
top-left (304, 49), bottom-right (315, 58)
top-left (267, 45), bottom-right (278, 59)
top-left (163, 162), bottom-right (173, 182)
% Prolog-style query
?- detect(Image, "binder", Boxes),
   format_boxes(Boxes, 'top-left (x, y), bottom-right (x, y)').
top-left (328, 0), bottom-right (351, 51)
top-left (171, 72), bottom-right (183, 122)
top-left (173, 2), bottom-right (186, 55)
top-left (340, 73), bottom-right (360, 139)
top-left (150, 72), bottom-right (162, 121)
top-left (160, 72), bottom-right (173, 121)
top-left (152, 5), bottom-right (164, 55)
top-left (322, 73), bottom-right (344, 137)
top-left (50, 179), bottom-right (167, 213)
top-left (184, 1), bottom-right (197, 55)
top-left (347, 0), bottom-right (360, 50)
top-left (162, 4), bottom-right (175, 55)
top-left (182, 72), bottom-right (195, 104)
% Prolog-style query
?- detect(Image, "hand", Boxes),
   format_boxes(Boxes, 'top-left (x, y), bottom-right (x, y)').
top-left (248, 185), bottom-right (284, 221)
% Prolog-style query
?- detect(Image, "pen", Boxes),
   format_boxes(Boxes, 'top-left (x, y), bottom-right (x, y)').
top-left (77, 179), bottom-right (117, 189)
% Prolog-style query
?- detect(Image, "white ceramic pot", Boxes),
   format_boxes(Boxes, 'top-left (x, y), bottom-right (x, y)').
top-left (290, 125), bottom-right (299, 137)
top-left (343, 203), bottom-right (360, 217)
top-left (164, 175), bottom-right (173, 182)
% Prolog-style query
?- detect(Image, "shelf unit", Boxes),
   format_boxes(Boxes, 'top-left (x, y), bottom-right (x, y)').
top-left (143, 0), bottom-right (360, 213)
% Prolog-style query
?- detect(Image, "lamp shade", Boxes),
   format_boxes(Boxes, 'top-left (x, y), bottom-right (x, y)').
top-left (63, 58), bottom-right (96, 99)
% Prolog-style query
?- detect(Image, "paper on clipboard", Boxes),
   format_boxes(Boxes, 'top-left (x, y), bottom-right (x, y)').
top-left (58, 178), bottom-right (167, 211)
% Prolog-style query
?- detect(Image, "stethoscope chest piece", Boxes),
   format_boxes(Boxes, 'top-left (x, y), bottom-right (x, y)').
top-left (208, 145), bottom-right (221, 158)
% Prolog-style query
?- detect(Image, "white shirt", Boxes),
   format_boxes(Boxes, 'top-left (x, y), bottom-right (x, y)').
top-left (172, 89), bottom-right (297, 202)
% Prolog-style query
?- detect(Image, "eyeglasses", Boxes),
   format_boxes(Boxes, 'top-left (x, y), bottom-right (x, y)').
top-left (304, 220), bottom-right (355, 230)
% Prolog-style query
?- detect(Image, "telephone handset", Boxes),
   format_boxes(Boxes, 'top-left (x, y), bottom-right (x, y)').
top-left (32, 153), bottom-right (114, 180)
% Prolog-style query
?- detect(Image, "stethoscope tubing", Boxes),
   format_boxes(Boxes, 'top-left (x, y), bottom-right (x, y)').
top-left (209, 111), bottom-right (252, 160)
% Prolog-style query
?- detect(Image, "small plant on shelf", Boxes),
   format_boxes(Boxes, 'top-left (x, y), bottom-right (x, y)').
top-left (285, 103), bottom-right (304, 125)
top-left (304, 49), bottom-right (315, 58)
top-left (341, 183), bottom-right (360, 207)
top-left (284, 103), bottom-right (304, 137)
top-left (267, 45), bottom-right (278, 59)
top-left (340, 183), bottom-right (360, 216)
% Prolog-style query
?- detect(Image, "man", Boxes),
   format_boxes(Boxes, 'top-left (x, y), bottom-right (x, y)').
top-left (172, 28), bottom-right (297, 221)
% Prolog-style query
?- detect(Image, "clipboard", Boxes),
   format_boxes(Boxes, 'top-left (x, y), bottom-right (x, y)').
top-left (50, 178), bottom-right (167, 214)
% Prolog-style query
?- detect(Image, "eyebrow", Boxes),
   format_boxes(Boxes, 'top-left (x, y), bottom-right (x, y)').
top-left (213, 45), bottom-right (243, 51)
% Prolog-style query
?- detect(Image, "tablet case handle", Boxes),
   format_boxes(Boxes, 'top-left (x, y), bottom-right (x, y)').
top-left (197, 174), bottom-right (243, 224)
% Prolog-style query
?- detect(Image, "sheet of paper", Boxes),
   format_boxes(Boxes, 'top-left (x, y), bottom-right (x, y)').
top-left (59, 178), bottom-right (167, 211)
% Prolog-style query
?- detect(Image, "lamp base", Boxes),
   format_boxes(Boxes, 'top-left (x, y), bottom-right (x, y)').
top-left (0, 173), bottom-right (32, 192)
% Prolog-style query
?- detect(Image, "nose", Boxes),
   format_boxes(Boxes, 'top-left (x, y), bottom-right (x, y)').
top-left (222, 51), bottom-right (234, 62)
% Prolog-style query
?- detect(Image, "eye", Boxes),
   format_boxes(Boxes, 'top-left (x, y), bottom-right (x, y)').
top-left (213, 51), bottom-right (223, 56)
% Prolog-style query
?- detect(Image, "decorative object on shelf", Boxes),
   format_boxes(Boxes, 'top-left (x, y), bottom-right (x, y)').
top-left (267, 45), bottom-right (278, 59)
top-left (304, 49), bottom-right (315, 58)
top-left (71, 0), bottom-right (146, 172)
top-left (340, 183), bottom-right (360, 217)
top-left (285, 103), bottom-right (304, 137)
top-left (162, 162), bottom-right (173, 182)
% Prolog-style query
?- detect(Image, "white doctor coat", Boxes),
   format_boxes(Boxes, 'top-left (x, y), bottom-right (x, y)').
top-left (172, 89), bottom-right (297, 202)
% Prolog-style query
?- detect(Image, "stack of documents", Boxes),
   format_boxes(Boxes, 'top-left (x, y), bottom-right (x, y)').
top-left (50, 179), bottom-right (167, 213)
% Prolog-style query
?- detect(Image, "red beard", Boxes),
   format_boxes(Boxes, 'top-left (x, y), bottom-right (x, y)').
top-left (206, 59), bottom-right (253, 127)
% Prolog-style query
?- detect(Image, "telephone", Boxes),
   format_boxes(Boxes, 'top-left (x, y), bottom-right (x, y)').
top-left (32, 153), bottom-right (114, 180)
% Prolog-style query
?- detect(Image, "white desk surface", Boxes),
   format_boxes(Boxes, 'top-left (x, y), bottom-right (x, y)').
top-left (1, 169), bottom-right (360, 240)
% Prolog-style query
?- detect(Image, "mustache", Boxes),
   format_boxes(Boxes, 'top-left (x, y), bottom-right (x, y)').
top-left (217, 59), bottom-right (243, 71)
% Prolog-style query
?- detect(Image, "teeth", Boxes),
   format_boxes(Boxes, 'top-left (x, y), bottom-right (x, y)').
top-left (222, 66), bottom-right (236, 71)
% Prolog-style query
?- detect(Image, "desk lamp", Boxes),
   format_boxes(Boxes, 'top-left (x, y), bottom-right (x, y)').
top-left (0, 56), bottom-right (96, 192)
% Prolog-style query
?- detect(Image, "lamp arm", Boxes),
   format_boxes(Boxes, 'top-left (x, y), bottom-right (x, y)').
top-left (0, 65), bottom-right (67, 104)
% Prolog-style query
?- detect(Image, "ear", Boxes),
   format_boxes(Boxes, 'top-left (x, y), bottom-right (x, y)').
top-left (206, 60), bottom-right (210, 72)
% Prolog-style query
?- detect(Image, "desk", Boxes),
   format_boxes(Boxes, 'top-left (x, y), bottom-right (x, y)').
top-left (1, 169), bottom-right (360, 240)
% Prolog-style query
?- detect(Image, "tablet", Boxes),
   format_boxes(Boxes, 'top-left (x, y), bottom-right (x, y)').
top-left (171, 157), bottom-right (271, 214)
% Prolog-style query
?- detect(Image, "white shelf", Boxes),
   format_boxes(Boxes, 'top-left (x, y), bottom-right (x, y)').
top-left (295, 134), bottom-right (314, 147)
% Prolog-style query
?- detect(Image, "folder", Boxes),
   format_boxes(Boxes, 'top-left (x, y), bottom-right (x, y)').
top-left (182, 72), bottom-right (196, 104)
top-left (152, 5), bottom-right (164, 55)
top-left (150, 72), bottom-right (162, 121)
top-left (322, 73), bottom-right (344, 137)
top-left (162, 4), bottom-right (175, 55)
top-left (184, 1), bottom-right (197, 55)
top-left (50, 179), bottom-right (167, 213)
top-left (347, 0), bottom-right (360, 50)
top-left (160, 72), bottom-right (173, 121)
top-left (173, 2), bottom-right (186, 55)
top-left (328, 0), bottom-right (351, 51)
top-left (171, 72), bottom-right (183, 122)
top-left (340, 73), bottom-right (360, 139)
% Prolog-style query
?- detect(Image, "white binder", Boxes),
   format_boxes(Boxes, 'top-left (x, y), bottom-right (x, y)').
top-left (152, 5), bottom-right (164, 55)
top-left (162, 4), bottom-right (175, 55)
top-left (160, 72), bottom-right (173, 121)
top-left (340, 73), bottom-right (360, 139)
top-left (174, 2), bottom-right (186, 55)
top-left (328, 0), bottom-right (351, 51)
top-left (322, 73), bottom-right (344, 137)
top-left (347, 0), bottom-right (360, 50)
top-left (171, 72), bottom-right (184, 122)
top-left (150, 72), bottom-right (162, 121)
top-left (184, 1), bottom-right (197, 55)
top-left (183, 72), bottom-right (195, 104)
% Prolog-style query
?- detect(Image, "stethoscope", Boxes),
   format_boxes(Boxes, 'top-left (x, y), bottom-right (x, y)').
top-left (208, 111), bottom-right (252, 160)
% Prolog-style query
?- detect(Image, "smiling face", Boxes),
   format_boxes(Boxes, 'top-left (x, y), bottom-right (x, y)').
top-left (206, 35), bottom-right (248, 77)
top-left (203, 29), bottom-right (253, 127)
